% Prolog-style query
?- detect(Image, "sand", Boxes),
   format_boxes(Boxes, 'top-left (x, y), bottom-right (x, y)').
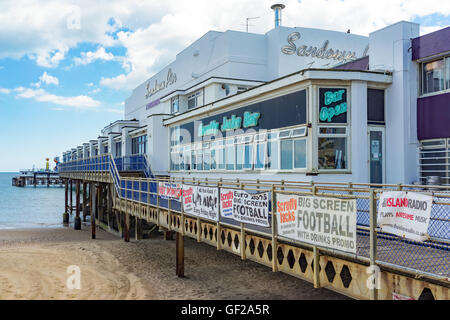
top-left (0, 226), bottom-right (350, 300)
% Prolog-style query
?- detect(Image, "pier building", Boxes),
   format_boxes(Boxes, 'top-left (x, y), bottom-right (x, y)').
top-left (59, 7), bottom-right (450, 301)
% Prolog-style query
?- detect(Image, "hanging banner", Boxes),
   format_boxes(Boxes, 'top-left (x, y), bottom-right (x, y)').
top-left (158, 182), bottom-right (182, 201)
top-left (220, 189), bottom-right (270, 227)
top-left (182, 185), bottom-right (219, 221)
top-left (276, 194), bottom-right (357, 254)
top-left (378, 191), bottom-right (432, 242)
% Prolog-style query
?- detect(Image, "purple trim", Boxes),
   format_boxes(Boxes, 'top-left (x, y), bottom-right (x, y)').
top-left (334, 56), bottom-right (369, 70)
top-left (417, 92), bottom-right (450, 140)
top-left (412, 27), bottom-right (450, 61)
top-left (146, 98), bottom-right (160, 110)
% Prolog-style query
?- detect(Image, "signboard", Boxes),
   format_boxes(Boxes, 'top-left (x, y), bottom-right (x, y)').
top-left (319, 88), bottom-right (347, 123)
top-left (158, 182), bottom-right (182, 201)
top-left (182, 185), bottom-right (219, 221)
top-left (276, 194), bottom-right (357, 254)
top-left (220, 189), bottom-right (270, 227)
top-left (198, 111), bottom-right (260, 137)
top-left (378, 191), bottom-right (432, 242)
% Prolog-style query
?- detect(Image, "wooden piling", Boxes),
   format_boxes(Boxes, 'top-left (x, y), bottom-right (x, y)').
top-left (63, 179), bottom-right (69, 224)
top-left (69, 180), bottom-right (73, 215)
top-left (91, 183), bottom-right (96, 239)
top-left (124, 212), bottom-right (130, 242)
top-left (82, 182), bottom-right (87, 222)
top-left (74, 180), bottom-right (81, 230)
top-left (176, 232), bottom-right (184, 277)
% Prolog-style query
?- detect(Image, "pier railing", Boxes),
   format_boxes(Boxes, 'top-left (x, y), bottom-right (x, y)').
top-left (60, 155), bottom-right (450, 299)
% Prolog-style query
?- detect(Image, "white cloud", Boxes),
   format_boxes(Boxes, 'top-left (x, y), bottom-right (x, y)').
top-left (106, 108), bottom-right (123, 114)
top-left (86, 82), bottom-right (94, 87)
top-left (74, 47), bottom-right (115, 65)
top-left (31, 72), bottom-right (59, 88)
top-left (14, 87), bottom-right (100, 108)
top-left (89, 87), bottom-right (101, 94)
top-left (0, 0), bottom-right (448, 82)
top-left (0, 88), bottom-right (10, 94)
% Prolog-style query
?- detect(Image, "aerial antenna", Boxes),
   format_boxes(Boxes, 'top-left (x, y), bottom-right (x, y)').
top-left (245, 16), bottom-right (260, 32)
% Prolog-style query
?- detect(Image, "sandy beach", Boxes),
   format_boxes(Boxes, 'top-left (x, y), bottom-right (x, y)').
top-left (0, 226), bottom-right (349, 300)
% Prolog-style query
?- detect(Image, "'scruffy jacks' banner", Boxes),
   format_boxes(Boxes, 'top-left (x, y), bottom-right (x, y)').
top-left (220, 189), bottom-right (270, 227)
top-left (182, 185), bottom-right (219, 221)
top-left (158, 182), bottom-right (182, 201)
top-left (378, 191), bottom-right (432, 242)
top-left (276, 194), bottom-right (357, 254)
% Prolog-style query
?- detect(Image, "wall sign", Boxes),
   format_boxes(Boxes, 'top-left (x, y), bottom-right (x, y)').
top-left (319, 88), bottom-right (347, 123)
top-left (182, 185), bottom-right (219, 221)
top-left (197, 112), bottom-right (260, 137)
top-left (281, 32), bottom-right (360, 62)
top-left (145, 68), bottom-right (177, 99)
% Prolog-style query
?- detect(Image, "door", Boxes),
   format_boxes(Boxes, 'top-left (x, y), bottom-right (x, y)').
top-left (368, 127), bottom-right (385, 184)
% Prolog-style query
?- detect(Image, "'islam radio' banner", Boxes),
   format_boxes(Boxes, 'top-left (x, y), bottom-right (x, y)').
top-left (276, 194), bottom-right (357, 254)
top-left (378, 191), bottom-right (432, 242)
top-left (182, 185), bottom-right (219, 221)
top-left (220, 189), bottom-right (270, 227)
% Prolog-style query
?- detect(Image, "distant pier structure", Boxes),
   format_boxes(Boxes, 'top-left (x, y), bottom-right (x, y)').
top-left (12, 169), bottom-right (63, 188)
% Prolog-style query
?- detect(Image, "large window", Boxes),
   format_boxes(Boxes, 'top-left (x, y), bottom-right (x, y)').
top-left (421, 56), bottom-right (450, 95)
top-left (169, 126), bottom-right (309, 172)
top-left (318, 127), bottom-right (348, 170)
top-left (131, 135), bottom-right (147, 155)
top-left (187, 90), bottom-right (203, 109)
top-left (171, 96), bottom-right (179, 114)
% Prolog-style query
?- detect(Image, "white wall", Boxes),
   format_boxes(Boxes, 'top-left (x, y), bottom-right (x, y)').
top-left (370, 21), bottom-right (420, 184)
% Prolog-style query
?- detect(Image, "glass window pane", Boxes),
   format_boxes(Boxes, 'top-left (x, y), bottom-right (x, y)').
top-left (319, 127), bottom-right (346, 135)
top-left (281, 140), bottom-right (293, 170)
top-left (447, 57), bottom-right (450, 90)
top-left (219, 148), bottom-right (225, 169)
top-left (268, 140), bottom-right (279, 170)
top-left (255, 143), bottom-right (265, 169)
top-left (204, 150), bottom-right (210, 171)
top-left (244, 144), bottom-right (253, 169)
top-left (226, 144), bottom-right (235, 170)
top-left (211, 149), bottom-right (216, 170)
top-left (236, 144), bottom-right (244, 170)
top-left (197, 151), bottom-right (203, 170)
top-left (318, 137), bottom-right (347, 169)
top-left (422, 59), bottom-right (445, 94)
top-left (294, 139), bottom-right (307, 169)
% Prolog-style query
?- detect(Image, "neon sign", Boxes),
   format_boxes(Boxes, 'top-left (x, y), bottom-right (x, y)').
top-left (198, 112), bottom-right (261, 137)
top-left (319, 89), bottom-right (347, 123)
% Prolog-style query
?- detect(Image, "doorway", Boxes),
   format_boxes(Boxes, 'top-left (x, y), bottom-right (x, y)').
top-left (368, 127), bottom-right (385, 184)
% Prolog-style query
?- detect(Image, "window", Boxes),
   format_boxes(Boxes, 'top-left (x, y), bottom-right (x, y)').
top-left (104, 145), bottom-right (108, 154)
top-left (267, 133), bottom-right (279, 170)
top-left (132, 135), bottom-right (147, 155)
top-left (115, 142), bottom-right (122, 157)
top-left (237, 86), bottom-right (248, 93)
top-left (419, 139), bottom-right (450, 186)
top-left (318, 126), bottom-right (347, 170)
top-left (171, 96), bottom-right (179, 114)
top-left (281, 140), bottom-right (293, 170)
top-left (420, 56), bottom-right (450, 95)
top-left (187, 90), bottom-right (203, 109)
top-left (255, 142), bottom-right (266, 169)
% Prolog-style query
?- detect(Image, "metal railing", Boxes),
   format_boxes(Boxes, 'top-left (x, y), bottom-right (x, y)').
top-left (60, 155), bottom-right (450, 287)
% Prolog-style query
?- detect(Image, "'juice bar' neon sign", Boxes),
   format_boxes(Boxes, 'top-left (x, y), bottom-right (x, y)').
top-left (319, 88), bottom-right (347, 123)
top-left (198, 111), bottom-right (260, 137)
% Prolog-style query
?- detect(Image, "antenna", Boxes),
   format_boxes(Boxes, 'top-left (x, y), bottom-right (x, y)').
top-left (245, 16), bottom-right (260, 33)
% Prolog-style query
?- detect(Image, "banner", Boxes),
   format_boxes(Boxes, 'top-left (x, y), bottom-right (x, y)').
top-left (378, 191), bottom-right (432, 242)
top-left (220, 189), bottom-right (270, 227)
top-left (276, 194), bottom-right (357, 254)
top-left (182, 185), bottom-right (219, 221)
top-left (158, 182), bottom-right (182, 201)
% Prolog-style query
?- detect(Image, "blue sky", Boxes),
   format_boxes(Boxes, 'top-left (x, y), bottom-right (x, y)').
top-left (0, 0), bottom-right (448, 171)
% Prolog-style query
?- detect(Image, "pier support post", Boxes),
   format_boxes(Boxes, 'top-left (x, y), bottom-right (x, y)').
top-left (107, 184), bottom-right (112, 231)
top-left (176, 232), bottom-right (184, 277)
top-left (91, 183), bottom-right (96, 239)
top-left (82, 182), bottom-right (87, 222)
top-left (135, 217), bottom-right (142, 240)
top-left (74, 180), bottom-right (81, 230)
top-left (63, 179), bottom-right (69, 224)
top-left (70, 180), bottom-right (73, 215)
top-left (124, 212), bottom-right (130, 242)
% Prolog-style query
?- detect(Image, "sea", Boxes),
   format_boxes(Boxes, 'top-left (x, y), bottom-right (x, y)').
top-left (0, 172), bottom-right (69, 229)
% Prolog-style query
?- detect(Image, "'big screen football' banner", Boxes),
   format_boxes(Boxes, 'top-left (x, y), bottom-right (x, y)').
top-left (378, 191), bottom-right (432, 242)
top-left (276, 194), bottom-right (357, 254)
top-left (158, 182), bottom-right (182, 201)
top-left (220, 189), bottom-right (270, 227)
top-left (182, 185), bottom-right (219, 221)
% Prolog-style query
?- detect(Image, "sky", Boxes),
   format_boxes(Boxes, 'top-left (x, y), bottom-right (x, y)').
top-left (0, 0), bottom-right (449, 172)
